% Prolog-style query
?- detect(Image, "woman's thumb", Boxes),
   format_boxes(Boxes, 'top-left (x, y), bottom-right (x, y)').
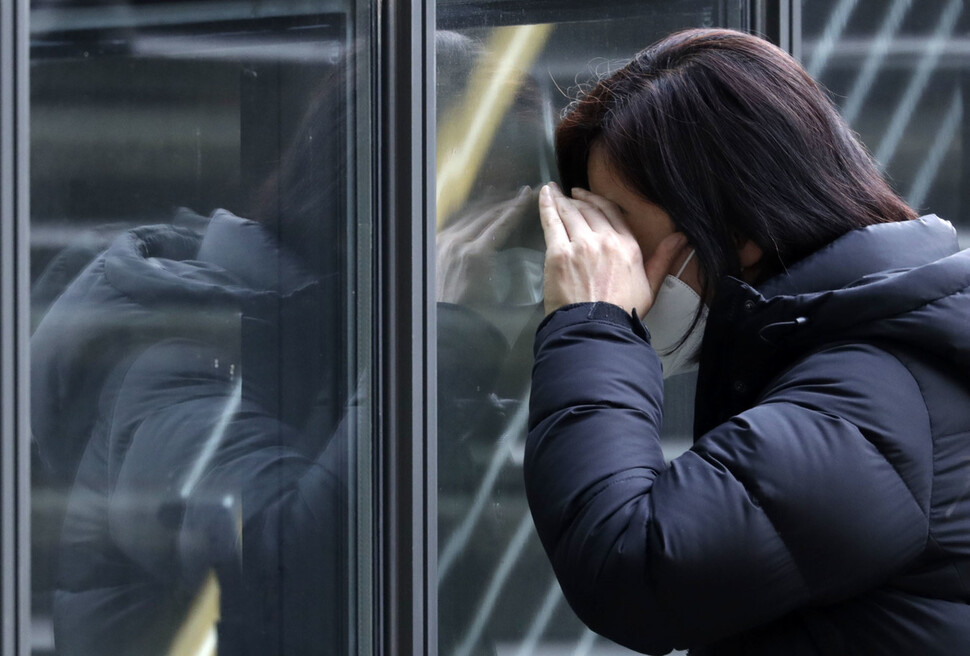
top-left (644, 232), bottom-right (690, 301)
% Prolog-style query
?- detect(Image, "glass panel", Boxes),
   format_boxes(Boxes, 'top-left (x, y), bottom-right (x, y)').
top-left (801, 0), bottom-right (970, 244)
top-left (434, 3), bottom-right (744, 655)
top-left (29, 1), bottom-right (373, 654)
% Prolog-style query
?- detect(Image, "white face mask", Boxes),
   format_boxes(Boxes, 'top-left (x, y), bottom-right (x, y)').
top-left (642, 250), bottom-right (708, 379)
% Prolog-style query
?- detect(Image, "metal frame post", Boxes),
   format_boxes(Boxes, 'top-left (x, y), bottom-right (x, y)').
top-left (1, 0), bottom-right (31, 652)
top-left (377, 0), bottom-right (437, 651)
top-left (753, 0), bottom-right (802, 57)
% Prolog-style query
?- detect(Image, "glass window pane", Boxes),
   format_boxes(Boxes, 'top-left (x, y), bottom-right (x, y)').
top-left (801, 0), bottom-right (970, 243)
top-left (29, 2), bottom-right (372, 654)
top-left (434, 3), bottom-right (744, 655)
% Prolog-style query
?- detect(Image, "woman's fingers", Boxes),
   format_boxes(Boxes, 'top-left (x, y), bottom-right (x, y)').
top-left (570, 188), bottom-right (632, 235)
top-left (540, 183), bottom-right (694, 316)
top-left (539, 183), bottom-right (654, 315)
top-left (542, 184), bottom-right (621, 238)
top-left (547, 184), bottom-right (594, 241)
top-left (568, 196), bottom-right (613, 233)
top-left (644, 232), bottom-right (690, 303)
top-left (538, 185), bottom-right (570, 251)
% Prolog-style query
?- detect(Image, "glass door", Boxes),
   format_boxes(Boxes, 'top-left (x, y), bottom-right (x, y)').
top-left (28, 0), bottom-right (374, 653)
top-left (434, 2), bottom-right (748, 655)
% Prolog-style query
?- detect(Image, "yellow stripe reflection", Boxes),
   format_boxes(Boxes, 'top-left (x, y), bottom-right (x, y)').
top-left (436, 23), bottom-right (553, 229)
top-left (168, 572), bottom-right (220, 656)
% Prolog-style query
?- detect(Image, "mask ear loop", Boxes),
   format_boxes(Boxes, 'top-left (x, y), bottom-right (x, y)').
top-left (674, 249), bottom-right (696, 280)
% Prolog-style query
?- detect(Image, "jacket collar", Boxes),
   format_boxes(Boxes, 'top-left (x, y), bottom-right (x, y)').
top-left (693, 216), bottom-right (963, 437)
top-left (196, 209), bottom-right (317, 296)
top-left (758, 215), bottom-right (958, 298)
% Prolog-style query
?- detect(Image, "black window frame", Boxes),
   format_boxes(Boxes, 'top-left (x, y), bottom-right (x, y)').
top-left (376, 0), bottom-right (438, 652)
top-left (1, 0), bottom-right (31, 652)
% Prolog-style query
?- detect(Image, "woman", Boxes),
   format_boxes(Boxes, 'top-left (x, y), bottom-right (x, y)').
top-left (524, 28), bottom-right (970, 655)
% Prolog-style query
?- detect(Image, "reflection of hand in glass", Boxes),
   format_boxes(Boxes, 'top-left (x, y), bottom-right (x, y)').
top-left (436, 186), bottom-right (535, 305)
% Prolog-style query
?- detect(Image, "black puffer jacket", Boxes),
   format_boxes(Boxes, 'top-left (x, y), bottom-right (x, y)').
top-left (525, 215), bottom-right (970, 655)
top-left (33, 211), bottom-right (352, 655)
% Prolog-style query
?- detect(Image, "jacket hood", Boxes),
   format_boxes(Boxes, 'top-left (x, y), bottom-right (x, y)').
top-left (757, 215), bottom-right (970, 363)
top-left (102, 209), bottom-right (319, 312)
top-left (695, 215), bottom-right (970, 434)
top-left (32, 211), bottom-right (335, 481)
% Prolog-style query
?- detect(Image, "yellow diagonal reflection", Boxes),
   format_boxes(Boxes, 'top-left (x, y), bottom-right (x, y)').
top-left (436, 23), bottom-right (553, 229)
top-left (168, 572), bottom-right (220, 656)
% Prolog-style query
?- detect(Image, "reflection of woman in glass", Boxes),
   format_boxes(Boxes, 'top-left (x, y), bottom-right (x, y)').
top-left (526, 29), bottom-right (970, 654)
top-left (31, 36), bottom-right (528, 652)
top-left (31, 65), bottom-right (354, 655)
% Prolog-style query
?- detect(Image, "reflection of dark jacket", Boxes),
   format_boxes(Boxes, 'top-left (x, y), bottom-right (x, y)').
top-left (32, 211), bottom-right (350, 655)
top-left (525, 216), bottom-right (970, 655)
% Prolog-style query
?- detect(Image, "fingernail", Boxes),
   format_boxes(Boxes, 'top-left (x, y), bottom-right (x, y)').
top-left (571, 187), bottom-right (585, 196)
top-left (539, 185), bottom-right (551, 200)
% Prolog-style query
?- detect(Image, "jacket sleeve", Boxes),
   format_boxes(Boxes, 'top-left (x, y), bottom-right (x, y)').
top-left (524, 303), bottom-right (931, 655)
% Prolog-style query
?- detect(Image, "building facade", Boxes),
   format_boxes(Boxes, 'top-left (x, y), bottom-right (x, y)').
top-left (2, 0), bottom-right (969, 654)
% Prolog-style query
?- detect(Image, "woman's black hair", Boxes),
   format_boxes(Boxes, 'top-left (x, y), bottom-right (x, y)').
top-left (557, 28), bottom-right (917, 301)
top-left (249, 63), bottom-right (348, 276)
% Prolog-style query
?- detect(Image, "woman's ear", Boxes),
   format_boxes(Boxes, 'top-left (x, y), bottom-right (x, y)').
top-left (737, 238), bottom-right (763, 270)
top-left (737, 238), bottom-right (763, 283)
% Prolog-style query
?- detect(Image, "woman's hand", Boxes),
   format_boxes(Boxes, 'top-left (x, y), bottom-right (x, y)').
top-left (538, 183), bottom-right (687, 316)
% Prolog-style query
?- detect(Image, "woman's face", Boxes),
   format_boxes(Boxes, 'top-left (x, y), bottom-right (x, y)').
top-left (586, 142), bottom-right (702, 294)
